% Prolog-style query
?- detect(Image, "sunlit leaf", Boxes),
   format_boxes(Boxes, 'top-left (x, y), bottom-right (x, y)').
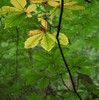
top-left (10, 0), bottom-right (26, 10)
top-left (30, 0), bottom-right (44, 3)
top-left (48, 1), bottom-right (59, 7)
top-left (0, 0), bottom-right (36, 18)
top-left (41, 19), bottom-right (48, 30)
top-left (26, 4), bottom-right (36, 13)
top-left (25, 32), bottom-right (43, 49)
top-left (41, 32), bottom-right (55, 51)
top-left (65, 5), bottom-right (85, 10)
top-left (26, 4), bottom-right (36, 17)
top-left (53, 33), bottom-right (69, 45)
top-left (0, 6), bottom-right (20, 15)
top-left (27, 30), bottom-right (42, 36)
top-left (30, 0), bottom-right (60, 7)
top-left (50, 7), bottom-right (57, 21)
top-left (58, 33), bottom-right (69, 45)
top-left (64, 1), bottom-right (78, 6)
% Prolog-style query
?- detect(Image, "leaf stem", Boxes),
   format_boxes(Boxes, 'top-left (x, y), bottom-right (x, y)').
top-left (56, 0), bottom-right (82, 99)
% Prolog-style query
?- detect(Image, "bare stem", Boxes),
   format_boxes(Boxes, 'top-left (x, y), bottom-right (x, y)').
top-left (56, 0), bottom-right (82, 99)
top-left (60, 73), bottom-right (70, 90)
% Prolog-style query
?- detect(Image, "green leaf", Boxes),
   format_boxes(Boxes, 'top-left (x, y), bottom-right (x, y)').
top-left (81, 80), bottom-right (99, 96)
top-left (64, 91), bottom-right (80, 100)
top-left (29, 93), bottom-right (43, 100)
top-left (37, 78), bottom-right (49, 88)
top-left (1, 42), bottom-right (8, 47)
top-left (26, 71), bottom-right (45, 85)
top-left (63, 9), bottom-right (72, 20)
top-left (4, 12), bottom-right (25, 28)
top-left (50, 7), bottom-right (57, 22)
top-left (33, 51), bottom-right (51, 70)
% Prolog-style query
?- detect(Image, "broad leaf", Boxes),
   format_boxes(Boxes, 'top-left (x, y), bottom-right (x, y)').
top-left (10, 0), bottom-right (26, 10)
top-left (41, 19), bottom-right (48, 30)
top-left (25, 32), bottom-right (43, 49)
top-left (48, 1), bottom-right (59, 7)
top-left (53, 33), bottom-right (69, 45)
top-left (26, 4), bottom-right (36, 13)
top-left (58, 33), bottom-right (69, 45)
top-left (4, 12), bottom-right (25, 28)
top-left (26, 4), bottom-right (36, 17)
top-left (37, 78), bottom-right (49, 88)
top-left (0, 6), bottom-right (20, 15)
top-left (27, 29), bottom-right (42, 36)
top-left (41, 33), bottom-right (55, 51)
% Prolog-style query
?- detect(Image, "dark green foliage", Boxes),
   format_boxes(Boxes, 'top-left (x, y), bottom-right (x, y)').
top-left (0, 0), bottom-right (99, 100)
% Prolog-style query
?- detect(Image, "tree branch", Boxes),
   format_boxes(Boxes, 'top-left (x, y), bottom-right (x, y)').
top-left (56, 0), bottom-right (82, 99)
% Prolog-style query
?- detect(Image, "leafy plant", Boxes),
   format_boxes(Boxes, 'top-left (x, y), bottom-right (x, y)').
top-left (0, 0), bottom-right (99, 100)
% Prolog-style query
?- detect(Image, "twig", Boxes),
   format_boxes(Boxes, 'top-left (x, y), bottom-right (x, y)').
top-left (60, 73), bottom-right (70, 90)
top-left (56, 0), bottom-right (82, 100)
top-left (28, 48), bottom-right (34, 64)
top-left (47, 20), bottom-right (58, 28)
top-left (49, 24), bottom-right (52, 33)
top-left (85, 0), bottom-right (92, 3)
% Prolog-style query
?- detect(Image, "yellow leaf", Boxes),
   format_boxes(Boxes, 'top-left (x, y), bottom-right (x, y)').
top-left (37, 13), bottom-right (49, 21)
top-left (38, 18), bottom-right (43, 21)
top-left (26, 13), bottom-right (32, 18)
top-left (10, 0), bottom-right (26, 10)
top-left (26, 4), bottom-right (36, 13)
top-left (66, 5), bottom-right (85, 10)
top-left (41, 20), bottom-right (48, 30)
top-left (37, 13), bottom-right (44, 17)
top-left (0, 6), bottom-right (21, 15)
top-left (64, 1), bottom-right (78, 6)
top-left (25, 32), bottom-right (43, 49)
top-left (53, 33), bottom-right (69, 45)
top-left (26, 4), bottom-right (36, 18)
top-left (27, 30), bottom-right (42, 36)
top-left (25, 31), bottom-right (69, 51)
top-left (41, 33), bottom-right (55, 51)
top-left (64, 0), bottom-right (71, 2)
top-left (50, 7), bottom-right (57, 21)
top-left (30, 0), bottom-right (60, 7)
top-left (72, 5), bottom-right (85, 10)
top-left (48, 1), bottom-right (59, 7)
top-left (47, 33), bottom-right (56, 42)
top-left (30, 0), bottom-right (44, 3)
top-left (64, 1), bottom-right (85, 10)
top-left (58, 33), bottom-right (69, 45)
